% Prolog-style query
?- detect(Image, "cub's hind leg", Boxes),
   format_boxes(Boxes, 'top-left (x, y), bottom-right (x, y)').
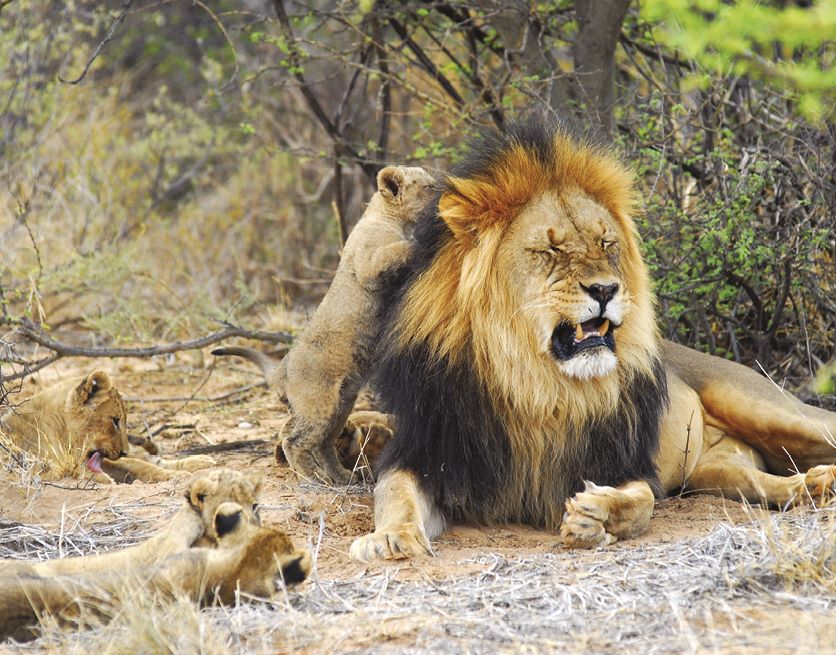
top-left (349, 469), bottom-right (443, 561)
top-left (685, 428), bottom-right (836, 507)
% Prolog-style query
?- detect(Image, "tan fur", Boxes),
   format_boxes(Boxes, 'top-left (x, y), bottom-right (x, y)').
top-left (0, 468), bottom-right (263, 579)
top-left (0, 499), bottom-right (309, 642)
top-left (0, 372), bottom-right (215, 484)
top-left (214, 166), bottom-right (434, 485)
top-left (351, 133), bottom-right (836, 560)
top-left (655, 341), bottom-right (836, 507)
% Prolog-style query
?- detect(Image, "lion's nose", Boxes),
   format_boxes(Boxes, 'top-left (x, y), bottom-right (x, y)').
top-left (582, 283), bottom-right (619, 311)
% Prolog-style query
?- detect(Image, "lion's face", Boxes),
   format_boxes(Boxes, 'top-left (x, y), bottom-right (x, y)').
top-left (188, 468), bottom-right (263, 542)
top-left (499, 190), bottom-right (631, 380)
top-left (65, 371), bottom-right (129, 471)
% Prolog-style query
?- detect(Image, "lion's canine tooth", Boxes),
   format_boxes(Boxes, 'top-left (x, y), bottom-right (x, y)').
top-left (601, 319), bottom-right (610, 334)
top-left (575, 324), bottom-right (584, 341)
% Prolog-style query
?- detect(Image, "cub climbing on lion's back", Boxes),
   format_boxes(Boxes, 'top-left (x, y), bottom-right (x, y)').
top-left (214, 165), bottom-right (436, 485)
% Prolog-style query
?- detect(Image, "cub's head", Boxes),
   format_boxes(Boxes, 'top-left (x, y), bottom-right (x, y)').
top-left (65, 371), bottom-right (129, 472)
top-left (394, 121), bottom-right (659, 415)
top-left (187, 468), bottom-right (263, 542)
top-left (376, 165), bottom-right (436, 220)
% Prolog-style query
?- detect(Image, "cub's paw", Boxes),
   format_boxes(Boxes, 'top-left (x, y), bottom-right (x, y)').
top-left (803, 465), bottom-right (836, 502)
top-left (349, 523), bottom-right (432, 561)
top-left (174, 455), bottom-right (217, 472)
top-left (340, 411), bottom-right (394, 470)
top-left (559, 483), bottom-right (617, 549)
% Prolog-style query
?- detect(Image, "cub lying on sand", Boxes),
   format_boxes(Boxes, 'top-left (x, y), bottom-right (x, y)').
top-left (214, 165), bottom-right (434, 485)
top-left (0, 493), bottom-right (309, 642)
top-left (0, 371), bottom-right (215, 484)
top-left (0, 468), bottom-right (264, 579)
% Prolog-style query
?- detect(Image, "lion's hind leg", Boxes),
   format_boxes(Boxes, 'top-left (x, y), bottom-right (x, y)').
top-left (349, 469), bottom-right (443, 561)
top-left (685, 431), bottom-right (836, 507)
top-left (559, 480), bottom-right (655, 549)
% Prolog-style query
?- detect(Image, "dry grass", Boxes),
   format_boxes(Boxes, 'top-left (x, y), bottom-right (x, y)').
top-left (0, 428), bottom-right (99, 489)
top-left (2, 501), bottom-right (834, 654)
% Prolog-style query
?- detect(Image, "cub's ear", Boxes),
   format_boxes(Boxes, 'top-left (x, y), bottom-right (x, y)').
top-left (377, 166), bottom-right (405, 203)
top-left (213, 502), bottom-right (243, 538)
top-left (188, 476), bottom-right (218, 510)
top-left (246, 472), bottom-right (263, 498)
top-left (74, 371), bottom-right (112, 405)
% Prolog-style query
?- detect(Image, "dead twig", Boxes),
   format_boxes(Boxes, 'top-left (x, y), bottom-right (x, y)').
top-left (0, 318), bottom-right (292, 383)
top-left (175, 439), bottom-right (270, 456)
top-left (58, 0), bottom-right (135, 85)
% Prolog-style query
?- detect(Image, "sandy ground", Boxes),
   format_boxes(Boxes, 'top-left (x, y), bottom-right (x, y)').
top-left (1, 355), bottom-right (834, 653)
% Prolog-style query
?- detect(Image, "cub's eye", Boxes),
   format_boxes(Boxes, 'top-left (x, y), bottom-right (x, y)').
top-left (112, 417), bottom-right (121, 430)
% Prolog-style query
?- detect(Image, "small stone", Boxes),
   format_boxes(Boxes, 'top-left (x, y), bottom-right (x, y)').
top-left (238, 421), bottom-right (254, 430)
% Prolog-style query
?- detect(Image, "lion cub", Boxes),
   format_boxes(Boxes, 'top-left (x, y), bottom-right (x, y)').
top-left (214, 165), bottom-right (435, 485)
top-left (0, 371), bottom-right (215, 484)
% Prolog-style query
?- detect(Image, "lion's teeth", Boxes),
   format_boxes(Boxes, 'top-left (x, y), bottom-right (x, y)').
top-left (601, 319), bottom-right (610, 334)
top-left (575, 324), bottom-right (584, 341)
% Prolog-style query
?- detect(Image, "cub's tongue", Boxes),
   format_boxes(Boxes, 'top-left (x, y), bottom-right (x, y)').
top-left (86, 451), bottom-right (103, 474)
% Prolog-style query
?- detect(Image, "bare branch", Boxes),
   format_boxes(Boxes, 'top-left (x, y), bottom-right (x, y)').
top-left (58, 0), bottom-right (135, 85)
top-left (388, 18), bottom-right (465, 108)
top-left (270, 0), bottom-right (377, 181)
top-left (0, 319), bottom-right (292, 383)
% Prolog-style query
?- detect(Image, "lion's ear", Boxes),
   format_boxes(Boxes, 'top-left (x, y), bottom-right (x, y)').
top-left (377, 166), bottom-right (405, 203)
top-left (188, 476), bottom-right (217, 510)
top-left (438, 179), bottom-right (483, 244)
top-left (213, 502), bottom-right (243, 538)
top-left (74, 371), bottom-right (112, 405)
top-left (246, 472), bottom-right (263, 498)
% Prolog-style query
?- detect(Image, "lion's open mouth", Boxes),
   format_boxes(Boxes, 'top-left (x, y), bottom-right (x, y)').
top-left (550, 317), bottom-right (616, 360)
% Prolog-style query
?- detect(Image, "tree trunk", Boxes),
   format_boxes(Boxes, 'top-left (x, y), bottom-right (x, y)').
top-left (573, 0), bottom-right (632, 136)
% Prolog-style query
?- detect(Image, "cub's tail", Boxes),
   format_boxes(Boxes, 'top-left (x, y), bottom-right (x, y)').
top-left (211, 346), bottom-right (284, 388)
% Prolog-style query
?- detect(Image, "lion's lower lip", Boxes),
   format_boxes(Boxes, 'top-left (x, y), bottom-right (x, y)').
top-left (551, 320), bottom-right (616, 360)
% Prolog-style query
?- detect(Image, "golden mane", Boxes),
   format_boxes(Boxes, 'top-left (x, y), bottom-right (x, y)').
top-left (375, 120), bottom-right (665, 529)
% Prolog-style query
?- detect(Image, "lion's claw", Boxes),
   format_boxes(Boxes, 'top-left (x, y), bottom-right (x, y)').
top-left (349, 523), bottom-right (432, 561)
top-left (559, 483), bottom-right (617, 549)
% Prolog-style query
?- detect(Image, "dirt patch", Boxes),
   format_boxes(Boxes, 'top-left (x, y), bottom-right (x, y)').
top-left (1, 356), bottom-right (833, 653)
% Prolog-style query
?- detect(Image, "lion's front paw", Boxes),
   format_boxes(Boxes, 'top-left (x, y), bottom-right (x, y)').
top-left (803, 465), bottom-right (836, 501)
top-left (349, 523), bottom-right (432, 561)
top-left (281, 439), bottom-right (352, 486)
top-left (559, 484), bottom-right (617, 549)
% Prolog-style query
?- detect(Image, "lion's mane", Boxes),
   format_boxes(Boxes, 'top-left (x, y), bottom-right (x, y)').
top-left (374, 120), bottom-right (667, 528)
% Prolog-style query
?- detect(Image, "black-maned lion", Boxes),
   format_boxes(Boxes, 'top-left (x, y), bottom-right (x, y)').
top-left (349, 120), bottom-right (836, 560)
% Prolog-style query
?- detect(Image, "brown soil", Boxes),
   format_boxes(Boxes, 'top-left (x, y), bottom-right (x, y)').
top-left (1, 356), bottom-right (832, 653)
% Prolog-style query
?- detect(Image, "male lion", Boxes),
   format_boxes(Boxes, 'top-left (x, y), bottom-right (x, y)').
top-left (214, 165), bottom-right (434, 485)
top-left (0, 371), bottom-right (215, 484)
top-left (349, 120), bottom-right (836, 560)
top-left (0, 498), bottom-right (309, 642)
